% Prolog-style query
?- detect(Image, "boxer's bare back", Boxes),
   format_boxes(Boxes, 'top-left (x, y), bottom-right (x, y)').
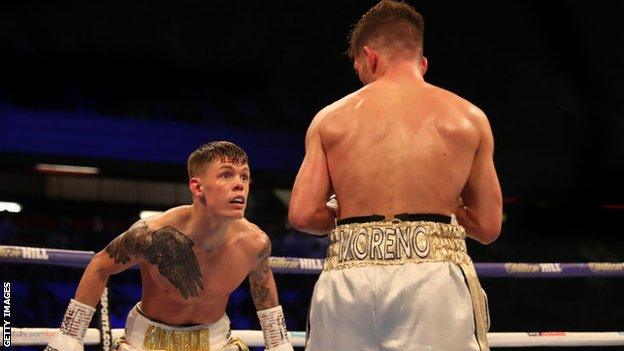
top-left (292, 70), bottom-right (502, 243)
top-left (322, 79), bottom-right (482, 217)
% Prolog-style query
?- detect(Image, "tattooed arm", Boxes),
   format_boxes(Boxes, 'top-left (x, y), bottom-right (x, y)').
top-left (44, 220), bottom-right (156, 350)
top-left (47, 218), bottom-right (206, 351)
top-left (249, 233), bottom-right (279, 310)
top-left (73, 220), bottom-right (152, 307)
top-left (248, 231), bottom-right (293, 350)
top-left (74, 220), bottom-right (204, 306)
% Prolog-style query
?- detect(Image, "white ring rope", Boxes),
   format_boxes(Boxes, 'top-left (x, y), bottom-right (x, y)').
top-left (3, 244), bottom-right (624, 277)
top-left (11, 328), bottom-right (624, 347)
top-left (4, 244), bottom-right (624, 347)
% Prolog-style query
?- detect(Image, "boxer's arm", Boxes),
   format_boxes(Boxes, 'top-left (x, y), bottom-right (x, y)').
top-left (249, 234), bottom-right (278, 310)
top-left (46, 221), bottom-right (147, 350)
top-left (249, 234), bottom-right (293, 351)
top-left (289, 113), bottom-right (335, 235)
top-left (73, 250), bottom-right (136, 307)
top-left (75, 220), bottom-right (148, 306)
top-left (456, 110), bottom-right (503, 244)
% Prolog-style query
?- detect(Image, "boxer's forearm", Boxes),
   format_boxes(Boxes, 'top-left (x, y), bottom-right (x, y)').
top-left (46, 256), bottom-right (108, 350)
top-left (252, 266), bottom-right (293, 351)
top-left (249, 260), bottom-right (279, 310)
top-left (289, 206), bottom-right (335, 236)
top-left (455, 206), bottom-right (499, 245)
top-left (249, 236), bottom-right (294, 350)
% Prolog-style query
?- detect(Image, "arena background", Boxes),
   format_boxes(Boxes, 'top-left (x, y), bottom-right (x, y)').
top-left (1, 1), bottom-right (623, 350)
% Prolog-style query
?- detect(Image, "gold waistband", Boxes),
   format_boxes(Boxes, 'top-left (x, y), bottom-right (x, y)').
top-left (323, 220), bottom-right (471, 271)
top-left (143, 325), bottom-right (212, 351)
top-left (323, 220), bottom-right (490, 350)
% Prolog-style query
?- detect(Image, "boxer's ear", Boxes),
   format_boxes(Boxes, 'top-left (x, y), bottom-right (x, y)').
top-left (189, 177), bottom-right (203, 197)
top-left (363, 46), bottom-right (378, 74)
top-left (421, 56), bottom-right (428, 76)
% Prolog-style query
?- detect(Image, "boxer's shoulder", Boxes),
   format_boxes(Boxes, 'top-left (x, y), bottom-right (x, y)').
top-left (230, 218), bottom-right (270, 260)
top-left (308, 93), bottom-right (361, 144)
top-left (104, 217), bottom-right (194, 266)
top-left (145, 205), bottom-right (192, 229)
top-left (230, 217), bottom-right (262, 235)
top-left (315, 91), bottom-right (361, 122)
top-left (425, 83), bottom-right (485, 119)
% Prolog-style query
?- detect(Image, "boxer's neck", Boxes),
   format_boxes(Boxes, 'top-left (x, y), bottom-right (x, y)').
top-left (381, 60), bottom-right (425, 82)
top-left (187, 203), bottom-right (234, 250)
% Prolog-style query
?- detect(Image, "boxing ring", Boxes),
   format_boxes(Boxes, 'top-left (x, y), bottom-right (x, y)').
top-left (2, 245), bottom-right (624, 348)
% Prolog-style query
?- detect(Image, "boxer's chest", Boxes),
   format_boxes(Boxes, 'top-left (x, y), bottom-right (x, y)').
top-left (196, 247), bottom-right (252, 295)
top-left (143, 244), bottom-right (252, 300)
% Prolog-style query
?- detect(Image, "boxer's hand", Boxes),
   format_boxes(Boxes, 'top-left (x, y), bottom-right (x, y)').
top-left (257, 305), bottom-right (294, 351)
top-left (45, 299), bottom-right (95, 351)
top-left (45, 333), bottom-right (84, 351)
top-left (326, 194), bottom-right (339, 216)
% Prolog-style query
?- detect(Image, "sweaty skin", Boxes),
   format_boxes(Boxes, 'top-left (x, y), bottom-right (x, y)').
top-left (290, 57), bottom-right (502, 244)
top-left (74, 159), bottom-right (279, 325)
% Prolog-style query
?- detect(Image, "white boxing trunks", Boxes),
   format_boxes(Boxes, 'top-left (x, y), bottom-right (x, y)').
top-left (114, 303), bottom-right (248, 351)
top-left (306, 215), bottom-right (490, 351)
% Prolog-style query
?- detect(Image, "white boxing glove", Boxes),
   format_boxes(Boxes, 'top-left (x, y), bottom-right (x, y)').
top-left (45, 333), bottom-right (84, 351)
top-left (45, 299), bottom-right (96, 351)
top-left (257, 305), bottom-right (294, 351)
top-left (326, 194), bottom-right (339, 215)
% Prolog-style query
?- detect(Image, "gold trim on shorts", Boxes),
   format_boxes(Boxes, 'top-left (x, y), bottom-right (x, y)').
top-left (143, 325), bottom-right (211, 351)
top-left (325, 220), bottom-right (490, 350)
top-left (460, 262), bottom-right (490, 351)
top-left (140, 326), bottom-right (249, 351)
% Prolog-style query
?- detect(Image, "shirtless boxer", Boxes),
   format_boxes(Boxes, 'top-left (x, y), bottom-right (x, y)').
top-left (46, 141), bottom-right (293, 351)
top-left (289, 1), bottom-right (502, 350)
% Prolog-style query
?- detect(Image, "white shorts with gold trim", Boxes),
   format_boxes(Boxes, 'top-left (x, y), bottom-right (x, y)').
top-left (114, 303), bottom-right (248, 351)
top-left (306, 220), bottom-right (490, 351)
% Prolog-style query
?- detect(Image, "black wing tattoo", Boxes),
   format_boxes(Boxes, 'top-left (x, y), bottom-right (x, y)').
top-left (146, 226), bottom-right (204, 299)
top-left (105, 221), bottom-right (152, 264)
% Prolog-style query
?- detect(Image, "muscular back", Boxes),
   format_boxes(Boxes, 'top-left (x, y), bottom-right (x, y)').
top-left (320, 79), bottom-right (482, 218)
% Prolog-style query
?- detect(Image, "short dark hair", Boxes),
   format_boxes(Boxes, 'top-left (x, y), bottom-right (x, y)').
top-left (348, 0), bottom-right (424, 60)
top-left (187, 141), bottom-right (248, 178)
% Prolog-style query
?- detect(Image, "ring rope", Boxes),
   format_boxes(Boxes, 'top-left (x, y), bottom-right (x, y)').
top-left (2, 245), bottom-right (624, 278)
top-left (5, 244), bottom-right (624, 348)
top-left (11, 328), bottom-right (624, 347)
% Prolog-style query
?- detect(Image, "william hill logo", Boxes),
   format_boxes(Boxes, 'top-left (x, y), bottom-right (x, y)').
top-left (504, 263), bottom-right (562, 274)
top-left (21, 247), bottom-right (49, 260)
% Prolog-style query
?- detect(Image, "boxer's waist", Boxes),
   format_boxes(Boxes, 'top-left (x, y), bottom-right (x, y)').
top-left (136, 304), bottom-right (207, 328)
top-left (324, 218), bottom-right (470, 271)
top-left (126, 303), bottom-right (231, 350)
top-left (337, 213), bottom-right (452, 226)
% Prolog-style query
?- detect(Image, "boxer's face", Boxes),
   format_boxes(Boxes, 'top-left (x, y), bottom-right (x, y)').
top-left (198, 158), bottom-right (250, 219)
